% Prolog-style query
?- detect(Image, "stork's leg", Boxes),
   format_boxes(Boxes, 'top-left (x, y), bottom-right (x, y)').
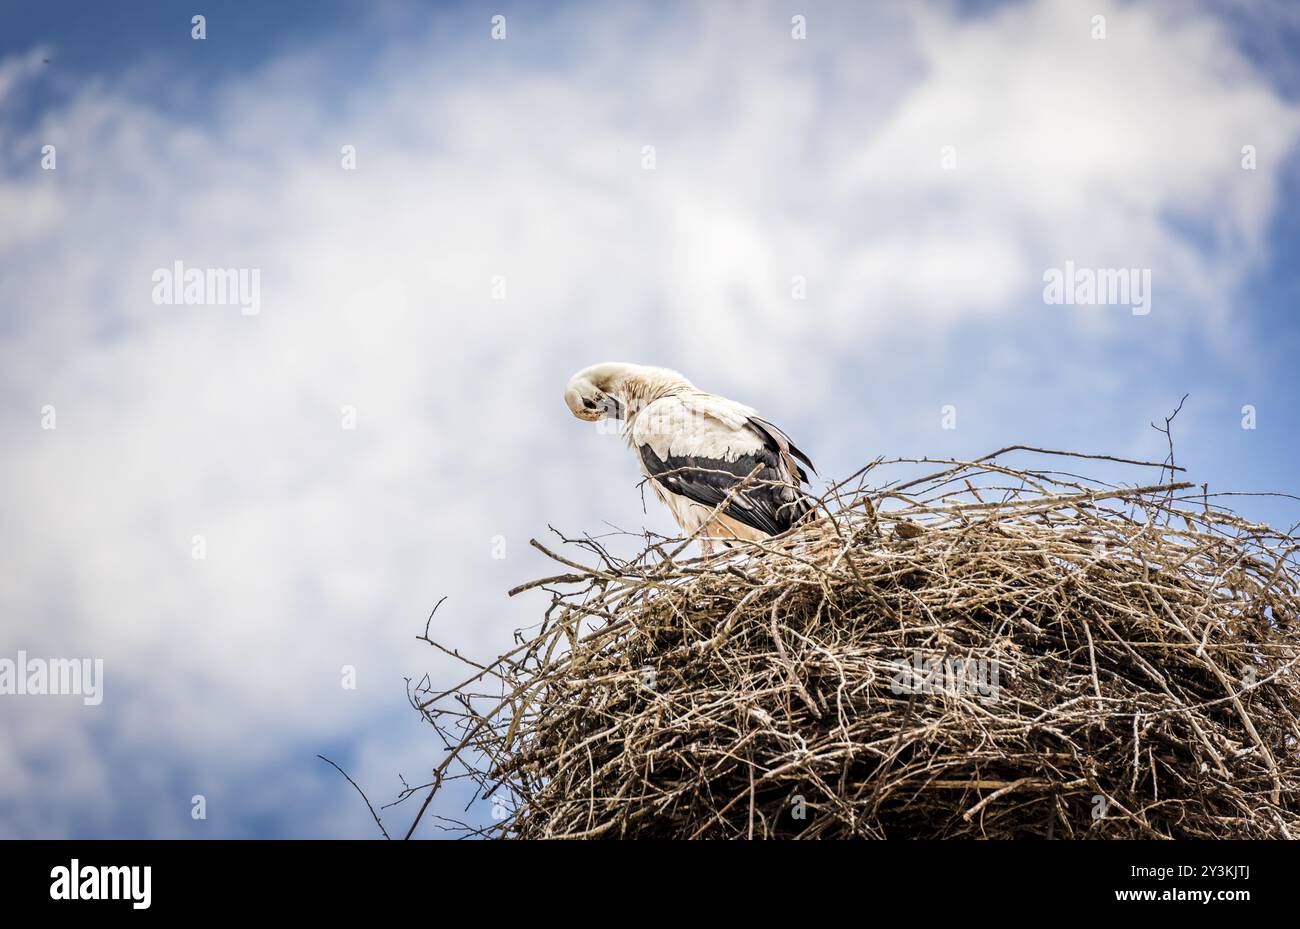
top-left (699, 536), bottom-right (715, 558)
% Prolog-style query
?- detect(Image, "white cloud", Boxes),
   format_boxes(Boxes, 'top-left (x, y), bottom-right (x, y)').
top-left (839, 0), bottom-right (1299, 333)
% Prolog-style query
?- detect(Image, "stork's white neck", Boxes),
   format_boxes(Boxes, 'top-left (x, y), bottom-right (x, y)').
top-left (576, 364), bottom-right (690, 414)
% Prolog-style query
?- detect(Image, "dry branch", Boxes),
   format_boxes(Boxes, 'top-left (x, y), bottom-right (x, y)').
top-left (409, 450), bottom-right (1300, 839)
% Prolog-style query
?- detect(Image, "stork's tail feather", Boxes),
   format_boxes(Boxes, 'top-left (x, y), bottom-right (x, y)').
top-left (777, 490), bottom-right (818, 533)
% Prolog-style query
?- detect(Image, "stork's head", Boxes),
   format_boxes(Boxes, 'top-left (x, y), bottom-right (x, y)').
top-left (564, 362), bottom-right (691, 423)
top-left (564, 367), bottom-right (624, 422)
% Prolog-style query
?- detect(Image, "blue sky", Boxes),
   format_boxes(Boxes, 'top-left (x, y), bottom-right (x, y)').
top-left (2, 0), bottom-right (1300, 838)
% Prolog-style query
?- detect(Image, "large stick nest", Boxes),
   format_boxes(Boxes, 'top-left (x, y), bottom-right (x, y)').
top-left (411, 449), bottom-right (1300, 838)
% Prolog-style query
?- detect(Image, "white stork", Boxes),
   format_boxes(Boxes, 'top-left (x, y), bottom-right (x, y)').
top-left (563, 362), bottom-right (816, 554)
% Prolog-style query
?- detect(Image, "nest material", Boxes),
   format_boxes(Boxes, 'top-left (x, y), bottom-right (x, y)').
top-left (412, 450), bottom-right (1300, 839)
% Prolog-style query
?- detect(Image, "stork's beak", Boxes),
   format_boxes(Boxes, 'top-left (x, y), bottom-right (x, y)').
top-left (600, 395), bottom-right (624, 420)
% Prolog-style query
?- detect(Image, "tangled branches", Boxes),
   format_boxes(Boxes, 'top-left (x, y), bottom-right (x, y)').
top-left (409, 449), bottom-right (1300, 839)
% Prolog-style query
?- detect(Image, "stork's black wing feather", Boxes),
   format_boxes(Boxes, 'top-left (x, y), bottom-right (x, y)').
top-left (747, 416), bottom-right (816, 481)
top-left (639, 445), bottom-right (810, 536)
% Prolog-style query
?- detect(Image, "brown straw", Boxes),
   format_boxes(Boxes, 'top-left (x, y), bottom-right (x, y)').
top-left (408, 449), bottom-right (1300, 839)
